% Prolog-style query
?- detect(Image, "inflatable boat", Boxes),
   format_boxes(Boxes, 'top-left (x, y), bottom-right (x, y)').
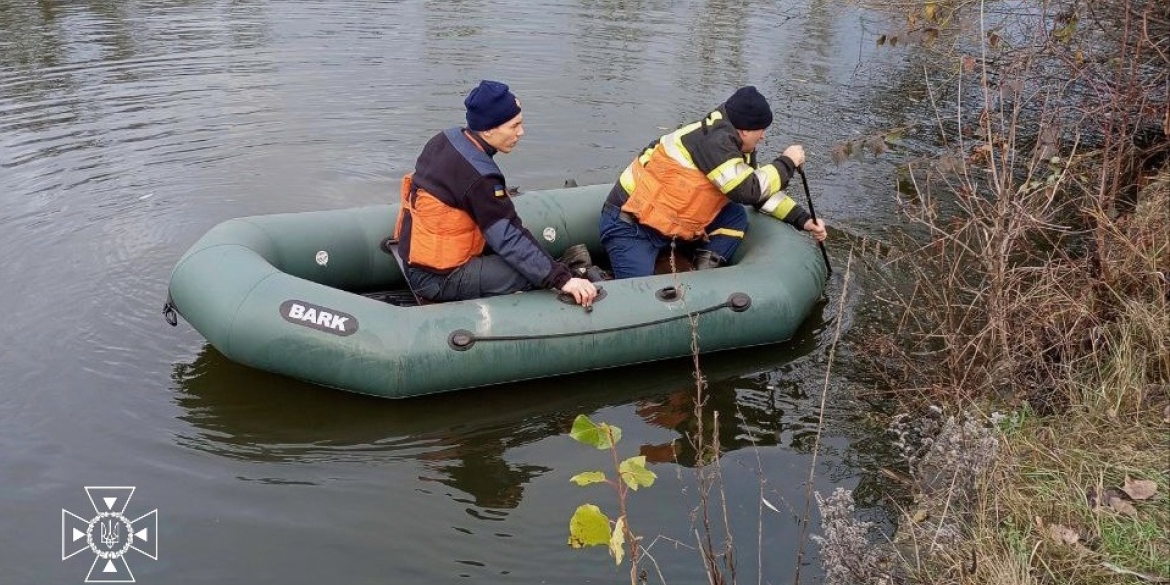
top-left (165, 184), bottom-right (827, 398)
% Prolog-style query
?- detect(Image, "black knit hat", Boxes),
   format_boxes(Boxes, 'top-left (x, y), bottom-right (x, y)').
top-left (724, 86), bottom-right (773, 130)
top-left (465, 80), bottom-right (522, 131)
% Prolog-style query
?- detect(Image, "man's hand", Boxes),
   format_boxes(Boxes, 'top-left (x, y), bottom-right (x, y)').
top-left (802, 218), bottom-right (827, 242)
top-left (782, 144), bottom-right (806, 168)
top-left (560, 277), bottom-right (598, 308)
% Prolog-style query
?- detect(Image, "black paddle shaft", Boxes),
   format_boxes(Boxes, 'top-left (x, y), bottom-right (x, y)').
top-left (797, 167), bottom-right (832, 277)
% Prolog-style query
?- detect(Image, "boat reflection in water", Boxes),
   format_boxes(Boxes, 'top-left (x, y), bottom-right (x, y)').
top-left (170, 297), bottom-right (837, 511)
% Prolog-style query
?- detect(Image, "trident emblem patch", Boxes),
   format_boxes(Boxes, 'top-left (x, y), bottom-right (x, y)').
top-left (62, 487), bottom-right (158, 583)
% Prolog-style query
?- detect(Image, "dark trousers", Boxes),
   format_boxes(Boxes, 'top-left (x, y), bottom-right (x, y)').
top-left (598, 203), bottom-right (748, 279)
top-left (406, 255), bottom-right (535, 302)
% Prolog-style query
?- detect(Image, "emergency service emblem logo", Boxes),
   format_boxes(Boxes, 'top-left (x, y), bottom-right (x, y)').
top-left (62, 486), bottom-right (158, 583)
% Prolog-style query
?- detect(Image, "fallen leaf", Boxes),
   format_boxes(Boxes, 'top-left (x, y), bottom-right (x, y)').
top-left (1122, 477), bottom-right (1158, 501)
top-left (1087, 486), bottom-right (1131, 509)
top-left (1046, 523), bottom-right (1081, 545)
top-left (1106, 494), bottom-right (1139, 517)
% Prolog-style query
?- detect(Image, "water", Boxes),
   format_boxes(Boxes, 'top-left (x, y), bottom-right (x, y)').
top-left (0, 0), bottom-right (912, 583)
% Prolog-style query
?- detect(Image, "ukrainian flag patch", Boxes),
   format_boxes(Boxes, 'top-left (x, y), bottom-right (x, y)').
top-left (494, 185), bottom-right (507, 197)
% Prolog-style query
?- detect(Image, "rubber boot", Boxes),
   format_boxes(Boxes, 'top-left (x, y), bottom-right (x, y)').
top-left (693, 250), bottom-right (726, 270)
top-left (560, 243), bottom-right (610, 280)
top-left (559, 244), bottom-right (593, 272)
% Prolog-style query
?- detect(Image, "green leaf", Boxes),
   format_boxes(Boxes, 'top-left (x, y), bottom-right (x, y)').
top-left (569, 471), bottom-right (608, 486)
top-left (609, 516), bottom-right (626, 565)
top-left (569, 414), bottom-right (621, 450)
top-left (568, 504), bottom-right (611, 548)
top-left (619, 456), bottom-right (657, 490)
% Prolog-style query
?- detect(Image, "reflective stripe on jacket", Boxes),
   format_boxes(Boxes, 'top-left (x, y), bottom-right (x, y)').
top-left (619, 141), bottom-right (728, 239)
top-left (617, 108), bottom-right (806, 238)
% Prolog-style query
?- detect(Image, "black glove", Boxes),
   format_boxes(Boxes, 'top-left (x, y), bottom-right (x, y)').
top-left (771, 155), bottom-right (797, 177)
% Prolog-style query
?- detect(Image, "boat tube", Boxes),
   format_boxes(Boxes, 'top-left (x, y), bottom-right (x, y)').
top-left (166, 184), bottom-right (827, 398)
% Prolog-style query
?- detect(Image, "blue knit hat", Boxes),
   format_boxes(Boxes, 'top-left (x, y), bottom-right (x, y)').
top-left (464, 80), bottom-right (522, 131)
top-left (724, 86), bottom-right (773, 130)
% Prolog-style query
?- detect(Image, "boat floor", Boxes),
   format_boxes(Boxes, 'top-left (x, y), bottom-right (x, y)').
top-left (362, 289), bottom-right (423, 307)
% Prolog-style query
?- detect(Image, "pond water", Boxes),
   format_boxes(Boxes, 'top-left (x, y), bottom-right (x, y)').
top-left (0, 0), bottom-right (917, 583)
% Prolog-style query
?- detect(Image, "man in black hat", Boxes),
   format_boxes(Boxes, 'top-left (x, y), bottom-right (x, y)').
top-left (598, 85), bottom-right (828, 279)
top-left (393, 80), bottom-right (597, 306)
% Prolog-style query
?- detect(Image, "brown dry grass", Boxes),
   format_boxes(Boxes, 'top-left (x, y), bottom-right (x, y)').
top-left (847, 0), bottom-right (1170, 582)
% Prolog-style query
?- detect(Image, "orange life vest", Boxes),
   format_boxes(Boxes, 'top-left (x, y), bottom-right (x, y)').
top-left (394, 173), bottom-right (485, 271)
top-left (619, 142), bottom-right (728, 239)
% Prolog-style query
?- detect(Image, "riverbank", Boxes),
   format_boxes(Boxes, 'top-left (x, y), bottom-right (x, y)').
top-left (903, 170), bottom-right (1169, 585)
top-left (814, 0), bottom-right (1169, 581)
top-left (870, 110), bottom-right (1170, 584)
top-left (816, 164), bottom-right (1168, 585)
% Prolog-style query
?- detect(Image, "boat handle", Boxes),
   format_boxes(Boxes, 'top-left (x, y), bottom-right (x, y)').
top-left (555, 287), bottom-right (608, 306)
top-left (162, 295), bottom-right (178, 327)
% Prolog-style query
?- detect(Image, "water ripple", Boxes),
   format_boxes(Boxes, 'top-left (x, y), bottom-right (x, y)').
top-left (0, 2), bottom-right (912, 583)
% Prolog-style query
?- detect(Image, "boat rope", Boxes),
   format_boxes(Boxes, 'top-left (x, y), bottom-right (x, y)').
top-left (447, 292), bottom-right (751, 351)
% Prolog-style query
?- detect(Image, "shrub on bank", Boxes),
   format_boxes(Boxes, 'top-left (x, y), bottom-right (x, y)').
top-left (817, 0), bottom-right (1169, 583)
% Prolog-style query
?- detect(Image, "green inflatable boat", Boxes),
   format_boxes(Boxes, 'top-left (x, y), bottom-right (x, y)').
top-left (166, 184), bottom-right (827, 399)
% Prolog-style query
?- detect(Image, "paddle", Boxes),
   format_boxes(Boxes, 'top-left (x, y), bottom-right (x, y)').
top-left (797, 167), bottom-right (832, 277)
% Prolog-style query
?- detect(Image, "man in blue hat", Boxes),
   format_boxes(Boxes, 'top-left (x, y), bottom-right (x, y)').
top-left (599, 86), bottom-right (828, 278)
top-left (393, 80), bottom-right (597, 307)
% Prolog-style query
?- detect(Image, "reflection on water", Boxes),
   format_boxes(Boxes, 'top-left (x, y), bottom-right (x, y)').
top-left (174, 345), bottom-right (580, 509)
top-left (168, 295), bottom-right (893, 516)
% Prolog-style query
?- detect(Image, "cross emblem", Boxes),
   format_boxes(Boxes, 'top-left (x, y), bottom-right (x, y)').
top-left (62, 487), bottom-right (158, 583)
